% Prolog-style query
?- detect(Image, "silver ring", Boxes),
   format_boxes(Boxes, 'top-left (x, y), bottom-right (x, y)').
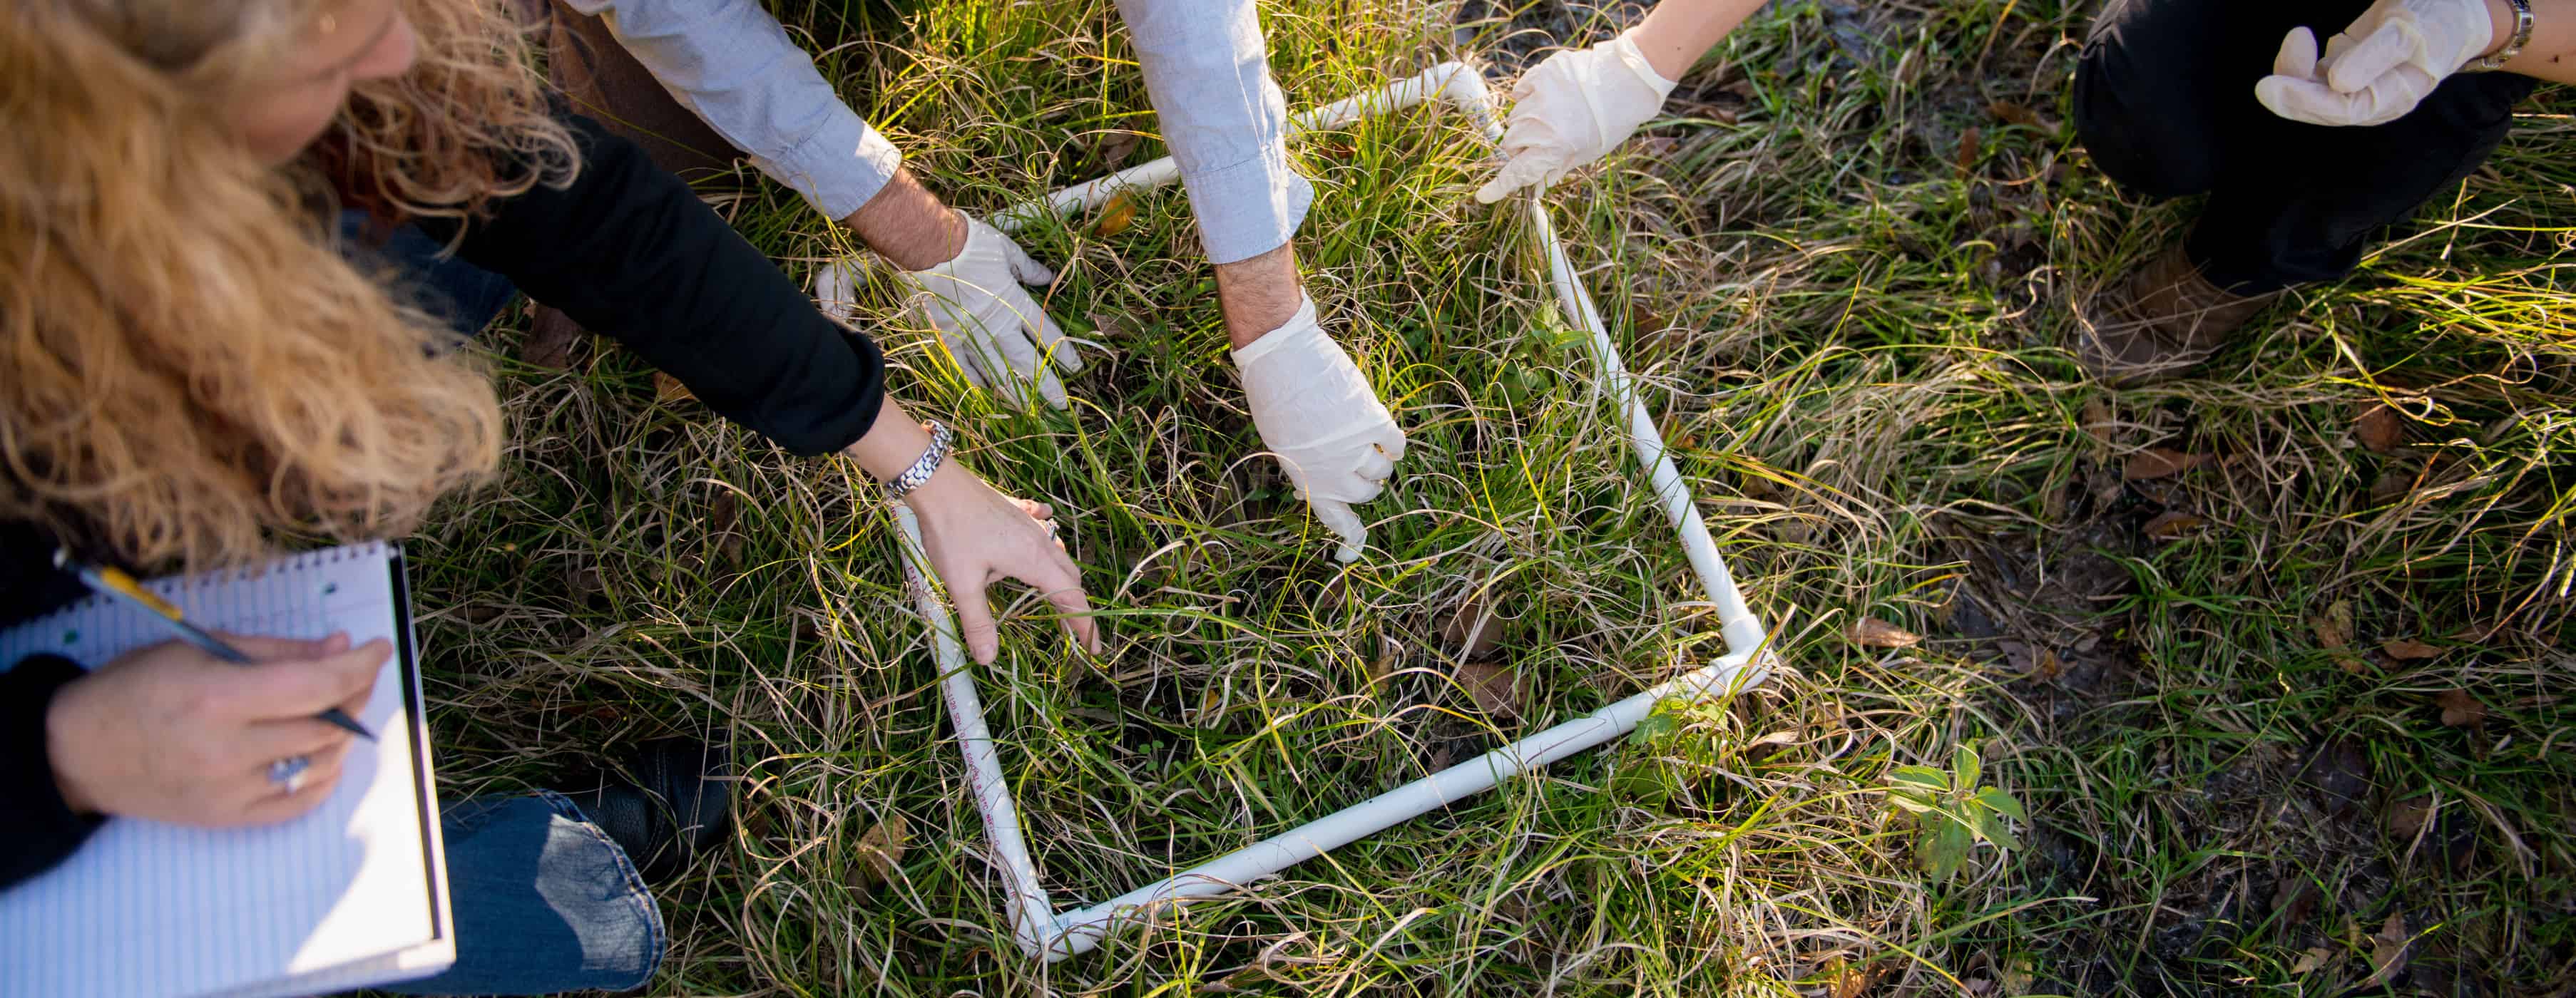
top-left (267, 756), bottom-right (311, 795)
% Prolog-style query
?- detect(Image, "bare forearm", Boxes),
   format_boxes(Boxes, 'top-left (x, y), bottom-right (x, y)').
top-left (2494, 0), bottom-right (2576, 83)
top-left (842, 397), bottom-right (936, 483)
top-left (1215, 242), bottom-right (1304, 347)
top-left (1632, 0), bottom-right (1769, 80)
top-left (838, 167), bottom-right (967, 270)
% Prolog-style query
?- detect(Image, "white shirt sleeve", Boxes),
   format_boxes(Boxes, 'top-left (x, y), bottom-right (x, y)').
top-left (566, 0), bottom-right (904, 219)
top-left (1115, 0), bottom-right (1313, 264)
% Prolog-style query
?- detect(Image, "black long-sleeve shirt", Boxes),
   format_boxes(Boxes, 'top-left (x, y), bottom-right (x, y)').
top-left (417, 112), bottom-right (886, 456)
top-left (2, 113), bottom-right (884, 887)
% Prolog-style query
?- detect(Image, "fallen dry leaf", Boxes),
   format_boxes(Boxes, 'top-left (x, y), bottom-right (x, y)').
top-left (566, 562), bottom-right (607, 605)
top-left (520, 304), bottom-right (586, 369)
top-left (1846, 616), bottom-right (1922, 649)
top-left (655, 371), bottom-right (695, 403)
top-left (846, 813), bottom-right (909, 894)
top-left (2364, 912), bottom-right (2412, 989)
top-left (2381, 638), bottom-right (2440, 660)
top-left (1454, 661), bottom-right (1522, 719)
top-left (2290, 947), bottom-right (2331, 975)
top-left (1094, 130), bottom-right (1142, 171)
top-left (2081, 397), bottom-right (2116, 460)
top-left (2123, 447), bottom-right (2210, 480)
top-left (1988, 100), bottom-right (2041, 127)
top-left (1822, 955), bottom-right (1881, 998)
top-left (2354, 403), bottom-right (2406, 453)
top-left (2386, 796), bottom-right (2432, 841)
top-left (1370, 634), bottom-right (1400, 685)
top-left (707, 490), bottom-right (744, 570)
top-left (2311, 600), bottom-right (2355, 651)
top-left (2273, 878), bottom-right (2322, 925)
top-left (1443, 593), bottom-right (1503, 661)
top-left (2436, 689), bottom-right (2487, 729)
top-left (2143, 510), bottom-right (2207, 540)
top-left (1095, 191), bottom-right (1138, 237)
top-left (1954, 125), bottom-right (1983, 175)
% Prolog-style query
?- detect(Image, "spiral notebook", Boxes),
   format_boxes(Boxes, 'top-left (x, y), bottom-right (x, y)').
top-left (0, 542), bottom-right (452, 998)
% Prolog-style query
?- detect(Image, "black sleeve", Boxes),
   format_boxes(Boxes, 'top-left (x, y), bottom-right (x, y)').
top-left (1, 655), bottom-right (105, 889)
top-left (416, 113), bottom-right (886, 456)
top-left (0, 520), bottom-right (108, 889)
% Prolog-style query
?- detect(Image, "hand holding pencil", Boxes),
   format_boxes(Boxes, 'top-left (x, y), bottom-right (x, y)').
top-left (56, 552), bottom-right (373, 739)
top-left (43, 632), bottom-right (390, 827)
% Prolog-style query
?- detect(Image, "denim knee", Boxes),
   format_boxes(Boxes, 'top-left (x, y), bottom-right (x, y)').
top-left (380, 792), bottom-right (664, 996)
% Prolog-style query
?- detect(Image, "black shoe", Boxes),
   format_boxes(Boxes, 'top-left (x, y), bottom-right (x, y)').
top-left (563, 736), bottom-right (735, 883)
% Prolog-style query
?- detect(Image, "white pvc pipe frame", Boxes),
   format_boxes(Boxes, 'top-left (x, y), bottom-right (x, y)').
top-left (891, 61), bottom-right (1777, 962)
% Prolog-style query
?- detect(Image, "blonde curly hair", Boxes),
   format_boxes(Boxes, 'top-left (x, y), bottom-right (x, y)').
top-left (0, 0), bottom-right (578, 570)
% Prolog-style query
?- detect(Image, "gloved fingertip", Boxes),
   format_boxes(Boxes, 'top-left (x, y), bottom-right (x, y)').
top-left (1335, 543), bottom-right (1363, 565)
top-left (2274, 26), bottom-right (2320, 78)
top-left (1474, 178), bottom-right (1517, 204)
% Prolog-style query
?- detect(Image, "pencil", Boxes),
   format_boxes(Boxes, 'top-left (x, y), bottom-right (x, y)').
top-left (54, 550), bottom-right (375, 741)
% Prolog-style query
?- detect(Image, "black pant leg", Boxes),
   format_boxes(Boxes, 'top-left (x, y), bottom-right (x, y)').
top-left (2074, 0), bottom-right (2299, 198)
top-left (2192, 70), bottom-right (2534, 292)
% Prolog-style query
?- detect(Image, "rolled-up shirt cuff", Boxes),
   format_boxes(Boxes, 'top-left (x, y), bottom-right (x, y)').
top-left (1180, 143), bottom-right (1313, 265)
top-left (760, 107), bottom-right (905, 222)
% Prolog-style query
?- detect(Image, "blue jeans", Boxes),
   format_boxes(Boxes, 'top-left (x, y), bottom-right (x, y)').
top-left (381, 792), bottom-right (664, 995)
top-left (342, 212), bottom-right (520, 339)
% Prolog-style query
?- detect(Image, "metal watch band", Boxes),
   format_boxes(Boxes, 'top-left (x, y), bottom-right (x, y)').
top-left (2467, 0), bottom-right (2534, 72)
top-left (887, 421), bottom-right (951, 500)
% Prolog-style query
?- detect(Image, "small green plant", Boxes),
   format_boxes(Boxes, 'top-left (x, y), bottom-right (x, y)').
top-left (1886, 742), bottom-right (2025, 881)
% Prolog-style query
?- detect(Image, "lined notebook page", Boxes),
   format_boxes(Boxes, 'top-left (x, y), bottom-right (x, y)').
top-left (0, 542), bottom-right (451, 998)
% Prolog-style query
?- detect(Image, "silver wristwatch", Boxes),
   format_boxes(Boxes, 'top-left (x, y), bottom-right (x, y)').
top-left (2465, 0), bottom-right (2534, 72)
top-left (887, 421), bottom-right (952, 500)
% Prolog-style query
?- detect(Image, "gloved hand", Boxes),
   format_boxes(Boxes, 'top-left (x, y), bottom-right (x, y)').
top-left (1232, 297), bottom-right (1407, 562)
top-left (1476, 28), bottom-right (1679, 204)
top-left (2255, 0), bottom-right (2497, 128)
top-left (814, 212), bottom-right (1083, 410)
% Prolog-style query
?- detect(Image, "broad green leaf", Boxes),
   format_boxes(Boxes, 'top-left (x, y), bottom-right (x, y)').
top-left (1973, 786), bottom-right (2027, 822)
top-left (1886, 792), bottom-right (1936, 814)
top-left (1630, 712), bottom-right (1680, 745)
top-left (1953, 742), bottom-right (1980, 794)
top-left (1889, 765), bottom-right (1949, 793)
top-left (1923, 817), bottom-right (1973, 880)
top-left (1977, 808), bottom-right (2023, 850)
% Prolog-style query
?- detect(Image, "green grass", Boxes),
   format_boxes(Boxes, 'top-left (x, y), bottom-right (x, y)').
top-left (409, 1), bottom-right (2573, 994)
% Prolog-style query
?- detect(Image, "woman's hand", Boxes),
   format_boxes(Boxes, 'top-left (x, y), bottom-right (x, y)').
top-left (2256, 0), bottom-right (2502, 127)
top-left (46, 633), bottom-right (390, 827)
top-left (1476, 29), bottom-right (1679, 204)
top-left (903, 462), bottom-right (1101, 664)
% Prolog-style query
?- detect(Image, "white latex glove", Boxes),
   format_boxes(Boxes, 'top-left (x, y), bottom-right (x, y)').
top-left (2254, 0), bottom-right (2496, 128)
top-left (1476, 28), bottom-right (1679, 204)
top-left (814, 212), bottom-right (1083, 409)
top-left (1231, 296), bottom-right (1407, 563)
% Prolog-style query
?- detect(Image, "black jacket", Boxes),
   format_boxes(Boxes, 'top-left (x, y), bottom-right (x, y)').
top-left (1, 113), bottom-right (885, 888)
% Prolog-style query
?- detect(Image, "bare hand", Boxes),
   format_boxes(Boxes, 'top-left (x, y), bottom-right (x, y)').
top-left (904, 463), bottom-right (1101, 664)
top-left (46, 632), bottom-right (390, 827)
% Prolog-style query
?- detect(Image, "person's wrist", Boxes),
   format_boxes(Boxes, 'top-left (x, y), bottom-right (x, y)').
top-left (1215, 242), bottom-right (1304, 347)
top-left (898, 460), bottom-right (977, 512)
top-left (44, 683), bottom-right (99, 816)
top-left (2484, 0), bottom-right (2515, 56)
top-left (842, 168), bottom-right (969, 271)
top-left (1616, 27), bottom-right (1688, 88)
